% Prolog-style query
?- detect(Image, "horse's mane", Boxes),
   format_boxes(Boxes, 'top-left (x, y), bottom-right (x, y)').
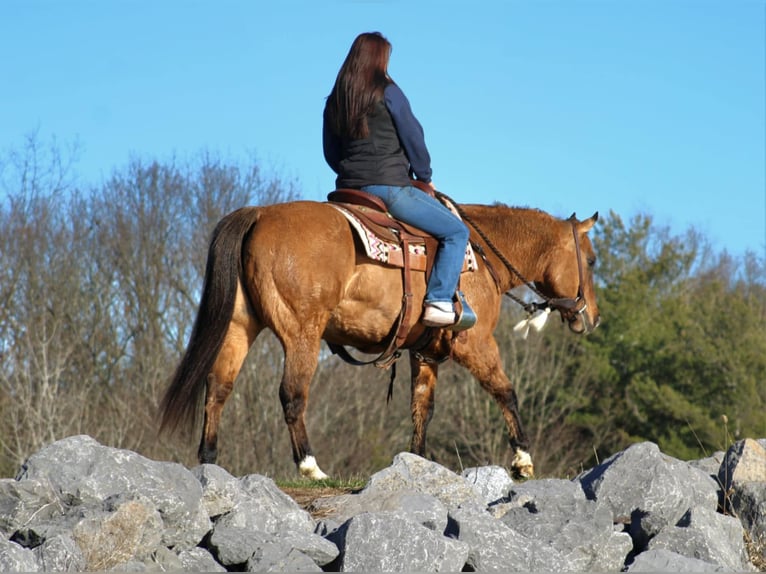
top-left (460, 203), bottom-right (564, 241)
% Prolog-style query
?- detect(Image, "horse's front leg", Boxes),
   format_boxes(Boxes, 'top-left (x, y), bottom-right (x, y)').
top-left (408, 353), bottom-right (438, 456)
top-left (279, 334), bottom-right (328, 480)
top-left (453, 336), bottom-right (533, 479)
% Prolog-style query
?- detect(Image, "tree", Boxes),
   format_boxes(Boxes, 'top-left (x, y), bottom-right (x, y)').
top-left (0, 138), bottom-right (300, 474)
top-left (573, 210), bottom-right (766, 463)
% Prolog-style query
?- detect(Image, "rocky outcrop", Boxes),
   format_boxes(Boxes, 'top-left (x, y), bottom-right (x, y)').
top-left (0, 434), bottom-right (763, 571)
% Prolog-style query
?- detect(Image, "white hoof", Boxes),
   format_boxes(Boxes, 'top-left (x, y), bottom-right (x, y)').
top-left (298, 456), bottom-right (329, 480)
top-left (512, 449), bottom-right (535, 479)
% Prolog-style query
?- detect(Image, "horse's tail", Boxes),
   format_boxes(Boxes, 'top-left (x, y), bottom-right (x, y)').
top-left (159, 206), bottom-right (260, 436)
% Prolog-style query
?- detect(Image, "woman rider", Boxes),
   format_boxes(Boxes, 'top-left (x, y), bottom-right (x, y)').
top-left (322, 31), bottom-right (475, 328)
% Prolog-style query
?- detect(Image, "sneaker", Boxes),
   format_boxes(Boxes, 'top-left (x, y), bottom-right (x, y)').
top-left (422, 302), bottom-right (457, 327)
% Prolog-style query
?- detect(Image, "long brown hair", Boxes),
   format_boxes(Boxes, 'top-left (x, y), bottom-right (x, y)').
top-left (326, 32), bottom-right (393, 140)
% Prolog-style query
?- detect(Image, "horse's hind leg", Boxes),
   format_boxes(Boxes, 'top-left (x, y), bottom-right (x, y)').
top-left (198, 290), bottom-right (260, 464)
top-left (454, 337), bottom-right (534, 478)
top-left (409, 353), bottom-right (438, 456)
top-left (279, 334), bottom-right (328, 480)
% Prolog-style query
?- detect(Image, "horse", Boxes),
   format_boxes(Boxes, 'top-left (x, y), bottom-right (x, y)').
top-left (159, 195), bottom-right (600, 480)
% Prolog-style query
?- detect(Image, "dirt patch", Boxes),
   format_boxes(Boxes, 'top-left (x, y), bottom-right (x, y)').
top-left (279, 485), bottom-right (356, 519)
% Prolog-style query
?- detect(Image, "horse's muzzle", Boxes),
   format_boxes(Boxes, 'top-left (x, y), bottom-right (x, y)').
top-left (567, 304), bottom-right (599, 335)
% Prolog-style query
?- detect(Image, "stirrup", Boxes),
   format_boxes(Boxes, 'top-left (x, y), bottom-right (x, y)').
top-left (451, 291), bottom-right (477, 331)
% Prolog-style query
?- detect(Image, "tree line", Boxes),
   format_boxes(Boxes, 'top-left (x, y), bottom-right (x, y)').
top-left (1, 136), bottom-right (764, 479)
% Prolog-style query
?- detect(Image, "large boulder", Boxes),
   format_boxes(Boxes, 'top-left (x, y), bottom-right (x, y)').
top-left (17, 435), bottom-right (210, 550)
top-left (578, 441), bottom-right (719, 548)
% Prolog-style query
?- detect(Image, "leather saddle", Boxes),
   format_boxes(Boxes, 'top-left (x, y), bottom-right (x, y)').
top-left (325, 181), bottom-right (473, 370)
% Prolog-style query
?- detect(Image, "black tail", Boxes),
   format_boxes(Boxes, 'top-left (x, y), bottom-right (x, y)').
top-left (159, 207), bottom-right (259, 436)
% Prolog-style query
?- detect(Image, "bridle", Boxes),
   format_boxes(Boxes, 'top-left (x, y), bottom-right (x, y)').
top-left (439, 193), bottom-right (592, 334)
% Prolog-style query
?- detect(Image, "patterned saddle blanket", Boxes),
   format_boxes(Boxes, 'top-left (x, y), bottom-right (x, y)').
top-left (327, 189), bottom-right (477, 273)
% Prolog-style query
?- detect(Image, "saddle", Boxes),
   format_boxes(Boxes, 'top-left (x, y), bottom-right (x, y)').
top-left (326, 181), bottom-right (476, 369)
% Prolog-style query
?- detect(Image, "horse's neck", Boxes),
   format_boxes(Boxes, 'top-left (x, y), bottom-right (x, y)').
top-left (463, 205), bottom-right (556, 289)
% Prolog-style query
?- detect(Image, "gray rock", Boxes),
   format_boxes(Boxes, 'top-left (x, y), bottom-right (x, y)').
top-left (688, 450), bottom-right (726, 479)
top-left (191, 463), bottom-right (242, 518)
top-left (177, 547), bottom-right (227, 572)
top-left (33, 534), bottom-right (86, 572)
top-left (208, 524), bottom-right (338, 568)
top-left (278, 530), bottom-right (339, 567)
top-left (363, 452), bottom-right (487, 511)
top-left (461, 465), bottom-right (513, 504)
top-left (648, 506), bottom-right (753, 572)
top-left (310, 489), bottom-right (449, 532)
top-left (497, 478), bottom-right (632, 571)
top-left (17, 435), bottom-right (211, 550)
top-left (241, 530), bottom-right (339, 572)
top-left (0, 478), bottom-right (65, 538)
top-left (71, 499), bottom-right (164, 571)
top-left (246, 545), bottom-right (321, 572)
top-left (730, 481), bottom-right (766, 546)
top-left (498, 477), bottom-right (587, 513)
top-left (718, 439), bottom-right (766, 491)
top-left (627, 548), bottom-right (734, 572)
top-left (207, 525), bottom-right (261, 566)
top-left (4, 435), bottom-right (766, 572)
top-left (0, 537), bottom-right (39, 572)
top-left (218, 473), bottom-right (314, 534)
top-left (449, 506), bottom-right (567, 571)
top-left (578, 441), bottom-right (719, 548)
top-left (327, 511), bottom-right (469, 572)
top-left (310, 454), bottom-right (480, 529)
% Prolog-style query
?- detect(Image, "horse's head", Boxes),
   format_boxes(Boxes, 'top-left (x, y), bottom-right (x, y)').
top-left (536, 212), bottom-right (600, 335)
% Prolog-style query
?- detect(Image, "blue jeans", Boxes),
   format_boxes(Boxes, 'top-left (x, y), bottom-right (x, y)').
top-left (361, 185), bottom-right (469, 304)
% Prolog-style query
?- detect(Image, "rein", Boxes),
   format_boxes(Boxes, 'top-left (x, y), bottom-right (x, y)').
top-left (436, 192), bottom-right (588, 328)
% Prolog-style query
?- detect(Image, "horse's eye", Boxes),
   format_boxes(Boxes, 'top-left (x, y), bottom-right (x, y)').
top-left (587, 256), bottom-right (597, 268)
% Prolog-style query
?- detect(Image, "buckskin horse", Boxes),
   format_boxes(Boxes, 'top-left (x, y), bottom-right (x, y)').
top-left (159, 190), bottom-right (600, 479)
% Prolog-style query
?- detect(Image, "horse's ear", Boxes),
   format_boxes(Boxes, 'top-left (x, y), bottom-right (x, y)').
top-left (578, 212), bottom-right (599, 233)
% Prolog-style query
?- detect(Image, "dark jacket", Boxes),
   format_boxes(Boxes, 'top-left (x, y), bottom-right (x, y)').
top-left (323, 83), bottom-right (432, 189)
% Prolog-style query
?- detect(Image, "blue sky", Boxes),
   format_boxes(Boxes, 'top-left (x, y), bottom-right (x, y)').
top-left (2, 1), bottom-right (764, 258)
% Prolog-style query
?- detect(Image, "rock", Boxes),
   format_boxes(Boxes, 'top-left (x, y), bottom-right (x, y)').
top-left (213, 474), bottom-right (314, 535)
top-left (71, 499), bottom-right (163, 570)
top-left (310, 453), bottom-right (480, 528)
top-left (3, 435), bottom-right (766, 572)
top-left (0, 538), bottom-right (39, 572)
top-left (626, 548), bottom-right (733, 572)
top-left (311, 488), bottom-right (449, 532)
top-left (730, 481), bottom-right (766, 550)
top-left (718, 438), bottom-right (766, 492)
top-left (192, 463), bottom-right (242, 518)
top-left (326, 511), bottom-right (469, 572)
top-left (17, 435), bottom-right (211, 550)
top-left (688, 451), bottom-right (726, 479)
top-left (177, 547), bottom-right (227, 572)
top-left (362, 452), bottom-right (487, 511)
top-left (497, 478), bottom-right (633, 572)
top-left (578, 441), bottom-right (719, 548)
top-left (449, 505), bottom-right (567, 571)
top-left (33, 534), bottom-right (86, 572)
top-left (0, 478), bottom-right (64, 538)
top-left (246, 545), bottom-right (321, 572)
top-left (648, 506), bottom-right (753, 572)
top-left (461, 465), bottom-right (513, 504)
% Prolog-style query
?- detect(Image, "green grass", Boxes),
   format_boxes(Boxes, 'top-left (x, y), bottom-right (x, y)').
top-left (276, 475), bottom-right (368, 491)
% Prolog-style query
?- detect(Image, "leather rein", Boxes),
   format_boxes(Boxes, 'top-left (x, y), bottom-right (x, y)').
top-left (439, 192), bottom-right (589, 333)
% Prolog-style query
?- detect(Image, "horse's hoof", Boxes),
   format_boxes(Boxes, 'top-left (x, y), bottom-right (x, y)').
top-left (511, 449), bottom-right (534, 479)
top-left (298, 456), bottom-right (329, 480)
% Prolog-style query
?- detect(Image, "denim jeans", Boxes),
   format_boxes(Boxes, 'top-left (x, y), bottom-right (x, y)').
top-left (361, 185), bottom-right (469, 304)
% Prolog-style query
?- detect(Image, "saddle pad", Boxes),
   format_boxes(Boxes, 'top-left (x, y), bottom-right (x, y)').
top-left (330, 203), bottom-right (478, 273)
